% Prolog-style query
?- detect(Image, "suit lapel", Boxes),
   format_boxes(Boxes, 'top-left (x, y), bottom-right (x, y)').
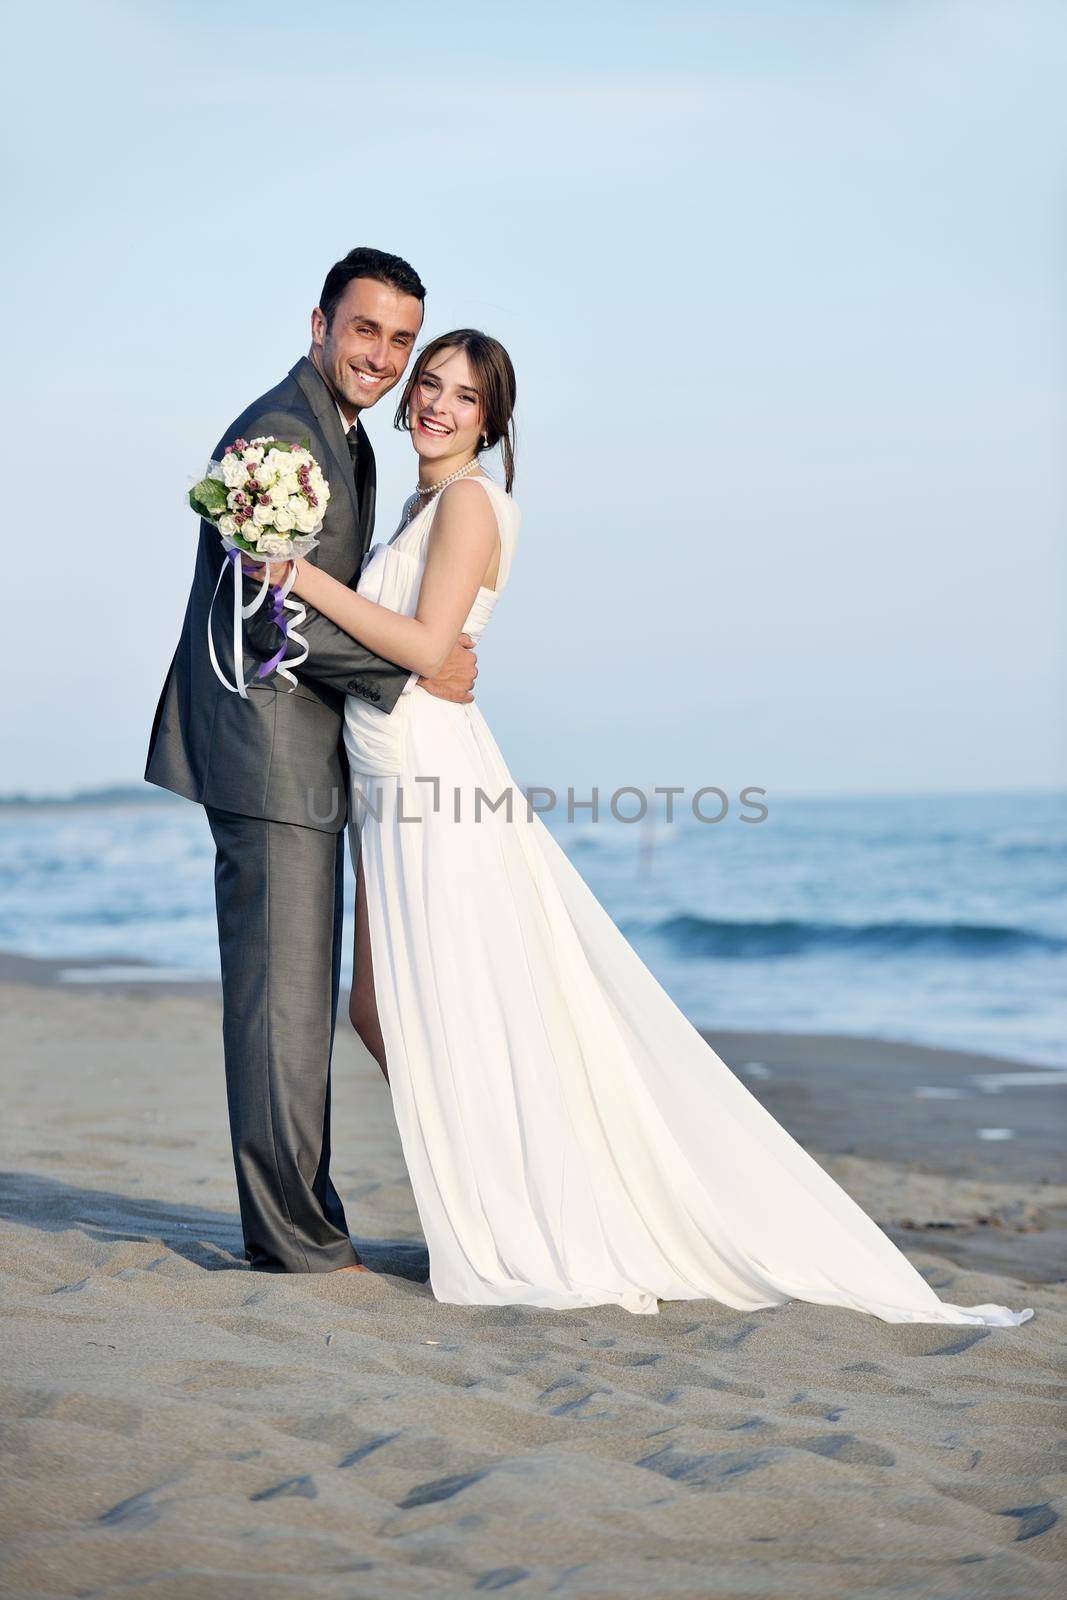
top-left (290, 357), bottom-right (362, 536)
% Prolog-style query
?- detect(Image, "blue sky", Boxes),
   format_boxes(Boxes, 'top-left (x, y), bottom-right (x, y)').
top-left (5, 0), bottom-right (1065, 796)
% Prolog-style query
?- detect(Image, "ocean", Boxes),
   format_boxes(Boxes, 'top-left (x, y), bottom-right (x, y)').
top-left (1, 788), bottom-right (1063, 1068)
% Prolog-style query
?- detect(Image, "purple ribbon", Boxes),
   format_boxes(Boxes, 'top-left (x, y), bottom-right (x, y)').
top-left (256, 580), bottom-right (289, 680)
top-left (219, 547), bottom-right (291, 687)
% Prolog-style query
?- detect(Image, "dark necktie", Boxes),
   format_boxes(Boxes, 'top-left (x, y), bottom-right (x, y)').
top-left (345, 423), bottom-right (360, 490)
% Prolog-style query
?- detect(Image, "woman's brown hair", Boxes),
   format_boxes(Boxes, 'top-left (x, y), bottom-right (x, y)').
top-left (394, 328), bottom-right (517, 492)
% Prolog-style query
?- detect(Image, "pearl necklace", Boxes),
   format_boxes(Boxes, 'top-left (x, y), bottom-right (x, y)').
top-left (415, 455), bottom-right (482, 499)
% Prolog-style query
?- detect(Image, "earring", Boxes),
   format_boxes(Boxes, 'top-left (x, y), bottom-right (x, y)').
top-left (482, 434), bottom-right (489, 447)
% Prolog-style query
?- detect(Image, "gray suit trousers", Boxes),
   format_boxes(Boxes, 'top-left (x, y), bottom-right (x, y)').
top-left (205, 805), bottom-right (358, 1272)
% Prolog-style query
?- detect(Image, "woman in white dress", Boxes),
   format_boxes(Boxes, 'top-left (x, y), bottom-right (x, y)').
top-left (282, 329), bottom-right (1031, 1328)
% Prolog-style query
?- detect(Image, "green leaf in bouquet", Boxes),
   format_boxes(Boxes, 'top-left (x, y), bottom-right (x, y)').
top-left (269, 439), bottom-right (293, 453)
top-left (189, 477), bottom-right (229, 520)
top-left (189, 492), bottom-right (219, 521)
top-left (230, 532), bottom-right (257, 552)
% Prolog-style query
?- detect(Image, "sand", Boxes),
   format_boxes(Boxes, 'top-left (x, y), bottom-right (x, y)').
top-left (1, 960), bottom-right (1063, 1599)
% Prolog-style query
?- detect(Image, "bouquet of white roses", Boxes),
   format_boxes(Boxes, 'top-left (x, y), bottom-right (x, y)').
top-left (190, 436), bottom-right (332, 697)
top-left (190, 435), bottom-right (330, 556)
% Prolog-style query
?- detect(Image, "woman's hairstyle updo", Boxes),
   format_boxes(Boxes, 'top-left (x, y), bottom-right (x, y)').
top-left (395, 328), bottom-right (517, 492)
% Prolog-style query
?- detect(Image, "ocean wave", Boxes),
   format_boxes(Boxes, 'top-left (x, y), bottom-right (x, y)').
top-left (641, 914), bottom-right (1067, 960)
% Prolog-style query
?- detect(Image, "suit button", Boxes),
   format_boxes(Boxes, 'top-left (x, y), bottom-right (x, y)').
top-left (346, 680), bottom-right (360, 692)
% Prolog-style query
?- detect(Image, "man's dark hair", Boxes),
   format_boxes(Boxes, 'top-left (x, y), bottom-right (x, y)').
top-left (319, 247), bottom-right (426, 329)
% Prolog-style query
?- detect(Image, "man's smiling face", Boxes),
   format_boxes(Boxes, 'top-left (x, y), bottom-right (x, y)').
top-left (310, 277), bottom-right (424, 420)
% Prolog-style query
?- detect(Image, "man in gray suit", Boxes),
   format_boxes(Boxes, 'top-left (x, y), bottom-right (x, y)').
top-left (145, 247), bottom-right (477, 1273)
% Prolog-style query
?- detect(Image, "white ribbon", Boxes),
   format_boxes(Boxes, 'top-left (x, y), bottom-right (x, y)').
top-left (207, 549), bottom-right (310, 697)
top-left (275, 575), bottom-right (311, 692)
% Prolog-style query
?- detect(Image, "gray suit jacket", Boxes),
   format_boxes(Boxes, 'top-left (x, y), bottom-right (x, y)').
top-left (145, 356), bottom-right (410, 833)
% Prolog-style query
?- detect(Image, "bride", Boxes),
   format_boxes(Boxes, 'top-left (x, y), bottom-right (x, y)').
top-left (273, 327), bottom-right (1031, 1328)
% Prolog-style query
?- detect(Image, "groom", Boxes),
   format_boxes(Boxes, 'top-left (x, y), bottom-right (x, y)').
top-left (145, 246), bottom-right (477, 1273)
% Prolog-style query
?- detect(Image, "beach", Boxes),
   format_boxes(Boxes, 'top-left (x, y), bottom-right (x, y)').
top-left (1, 954), bottom-right (1063, 1599)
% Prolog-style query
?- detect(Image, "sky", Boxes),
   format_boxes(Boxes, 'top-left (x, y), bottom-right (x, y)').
top-left (4, 0), bottom-right (1065, 798)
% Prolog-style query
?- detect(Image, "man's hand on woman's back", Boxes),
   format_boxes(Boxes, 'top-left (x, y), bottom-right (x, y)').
top-left (418, 635), bottom-right (478, 702)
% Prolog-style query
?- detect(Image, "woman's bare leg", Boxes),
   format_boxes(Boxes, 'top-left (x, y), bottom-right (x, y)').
top-left (350, 848), bottom-right (389, 1085)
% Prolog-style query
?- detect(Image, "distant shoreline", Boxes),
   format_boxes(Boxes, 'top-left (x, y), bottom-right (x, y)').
top-left (0, 783), bottom-right (182, 811)
top-left (3, 782), bottom-right (1064, 811)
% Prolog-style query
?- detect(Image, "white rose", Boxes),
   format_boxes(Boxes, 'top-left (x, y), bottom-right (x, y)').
top-left (221, 454), bottom-right (248, 489)
top-left (294, 502), bottom-right (319, 533)
top-left (242, 445), bottom-right (265, 467)
top-left (218, 514), bottom-right (237, 538)
top-left (272, 506), bottom-right (295, 532)
top-left (277, 473), bottom-right (299, 500)
top-left (257, 532), bottom-right (292, 559)
top-left (252, 502), bottom-right (274, 527)
top-left (287, 494), bottom-right (304, 516)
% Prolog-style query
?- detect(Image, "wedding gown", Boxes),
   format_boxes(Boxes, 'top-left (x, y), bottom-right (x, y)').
top-left (343, 475), bottom-right (1031, 1327)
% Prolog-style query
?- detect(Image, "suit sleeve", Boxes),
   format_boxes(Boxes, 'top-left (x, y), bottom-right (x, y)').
top-left (244, 586), bottom-right (412, 711)
top-left (226, 405), bottom-right (411, 714)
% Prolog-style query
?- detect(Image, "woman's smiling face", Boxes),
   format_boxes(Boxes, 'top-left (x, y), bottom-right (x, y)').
top-left (410, 347), bottom-right (484, 466)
